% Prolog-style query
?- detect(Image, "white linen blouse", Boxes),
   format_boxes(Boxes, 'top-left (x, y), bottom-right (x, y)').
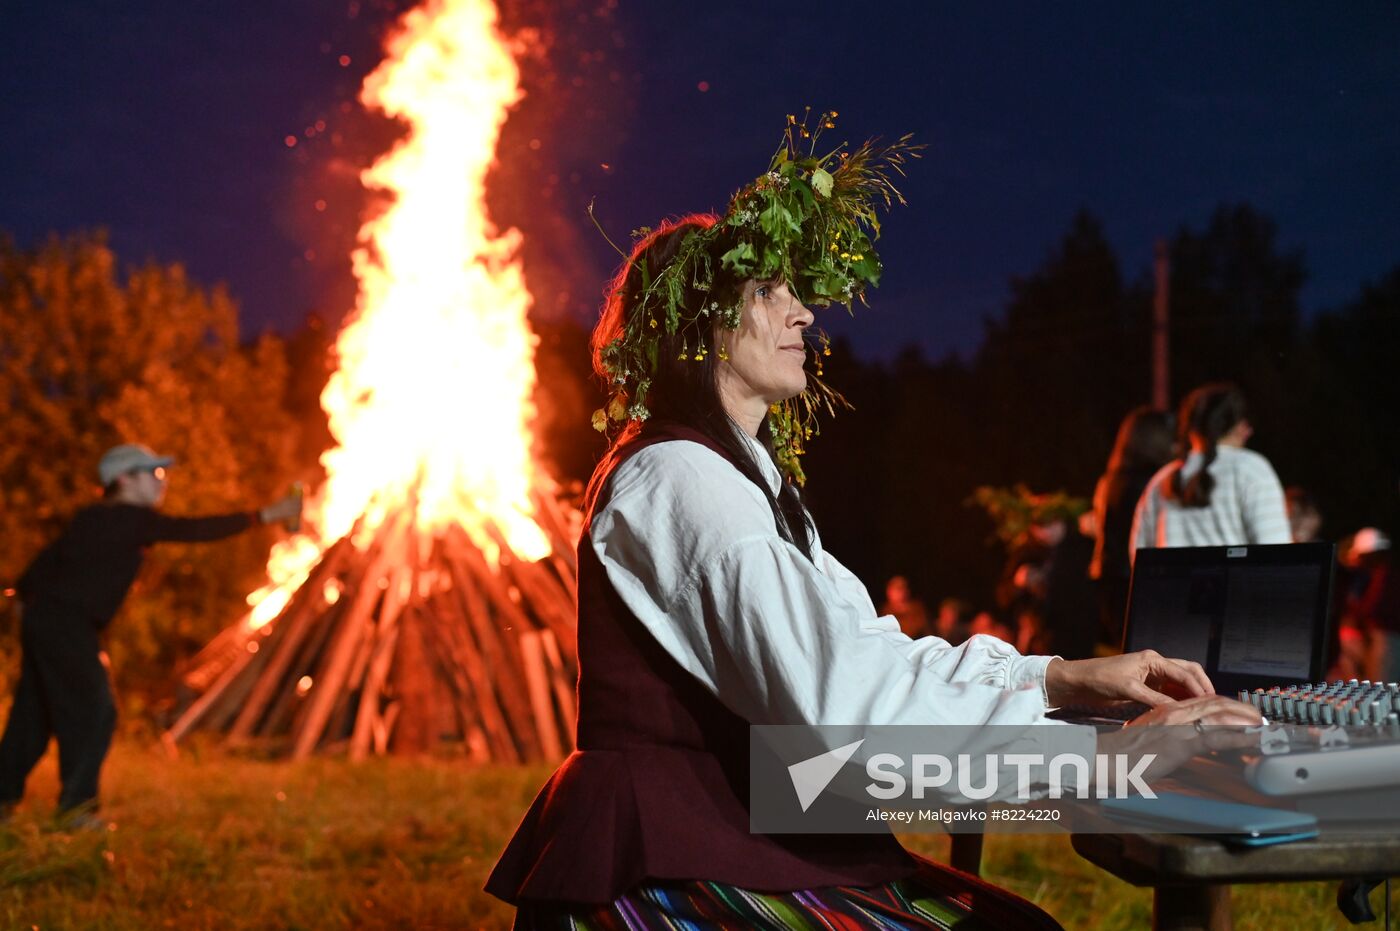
top-left (589, 432), bottom-right (1070, 730)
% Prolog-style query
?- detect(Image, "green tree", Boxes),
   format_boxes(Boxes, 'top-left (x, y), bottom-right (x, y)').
top-left (976, 210), bottom-right (1135, 490)
top-left (1157, 205), bottom-right (1315, 513)
top-left (1310, 265), bottom-right (1400, 534)
top-left (1167, 203), bottom-right (1306, 391)
top-left (0, 231), bottom-right (301, 699)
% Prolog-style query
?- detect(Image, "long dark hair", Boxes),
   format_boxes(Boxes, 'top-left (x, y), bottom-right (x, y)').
top-left (1166, 383), bottom-right (1248, 508)
top-left (1106, 407), bottom-right (1176, 477)
top-left (586, 216), bottom-right (814, 559)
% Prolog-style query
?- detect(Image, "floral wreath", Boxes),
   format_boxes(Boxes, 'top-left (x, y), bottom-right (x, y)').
top-left (592, 110), bottom-right (920, 485)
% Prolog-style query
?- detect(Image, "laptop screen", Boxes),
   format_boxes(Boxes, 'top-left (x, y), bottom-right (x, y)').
top-left (1124, 543), bottom-right (1336, 695)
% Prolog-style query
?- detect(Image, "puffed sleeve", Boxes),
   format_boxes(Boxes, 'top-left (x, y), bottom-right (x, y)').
top-left (592, 441), bottom-right (1059, 728)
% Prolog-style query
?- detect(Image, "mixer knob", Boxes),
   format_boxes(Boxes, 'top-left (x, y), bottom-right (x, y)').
top-left (1368, 699), bottom-right (1387, 725)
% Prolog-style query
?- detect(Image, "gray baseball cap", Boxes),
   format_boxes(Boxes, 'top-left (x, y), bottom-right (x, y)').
top-left (98, 444), bottom-right (175, 485)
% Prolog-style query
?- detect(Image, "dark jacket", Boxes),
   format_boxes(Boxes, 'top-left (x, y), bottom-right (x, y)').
top-left (17, 503), bottom-right (255, 626)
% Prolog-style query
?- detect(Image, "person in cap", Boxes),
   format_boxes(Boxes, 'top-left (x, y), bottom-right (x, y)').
top-left (486, 114), bottom-right (1260, 929)
top-left (0, 443), bottom-right (301, 822)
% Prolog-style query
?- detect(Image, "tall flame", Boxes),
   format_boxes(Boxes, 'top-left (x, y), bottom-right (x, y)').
top-left (249, 0), bottom-right (546, 629)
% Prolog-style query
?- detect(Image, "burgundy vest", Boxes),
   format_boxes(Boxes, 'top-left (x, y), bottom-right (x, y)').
top-left (485, 423), bottom-right (913, 905)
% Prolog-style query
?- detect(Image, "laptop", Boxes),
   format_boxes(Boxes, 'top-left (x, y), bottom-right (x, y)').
top-left (1123, 542), bottom-right (1336, 697)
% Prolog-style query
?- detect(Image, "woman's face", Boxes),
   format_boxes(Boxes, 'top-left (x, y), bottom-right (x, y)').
top-left (716, 279), bottom-right (814, 429)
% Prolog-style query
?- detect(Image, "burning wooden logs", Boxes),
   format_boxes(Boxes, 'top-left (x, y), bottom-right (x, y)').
top-left (166, 514), bottom-right (578, 762)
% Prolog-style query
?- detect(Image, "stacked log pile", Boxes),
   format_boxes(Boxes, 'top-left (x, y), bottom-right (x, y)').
top-left (166, 492), bottom-right (579, 762)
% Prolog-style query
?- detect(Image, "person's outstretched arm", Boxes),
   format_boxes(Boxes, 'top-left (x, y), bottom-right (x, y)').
top-left (139, 493), bottom-right (301, 544)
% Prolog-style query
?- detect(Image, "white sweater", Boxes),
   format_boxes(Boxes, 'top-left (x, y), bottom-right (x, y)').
top-left (1130, 445), bottom-right (1291, 559)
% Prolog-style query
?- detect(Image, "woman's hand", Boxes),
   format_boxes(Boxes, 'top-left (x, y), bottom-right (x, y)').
top-left (1093, 695), bottom-right (1264, 793)
top-left (1125, 693), bottom-right (1263, 728)
top-left (1044, 650), bottom-right (1215, 708)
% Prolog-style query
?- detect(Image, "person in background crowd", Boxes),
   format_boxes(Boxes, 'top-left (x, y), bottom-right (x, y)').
top-left (969, 609), bottom-right (1017, 646)
top-left (1347, 529), bottom-right (1399, 682)
top-left (999, 509), bottom-right (1096, 662)
top-left (933, 596), bottom-right (973, 646)
top-left (1036, 517), bottom-right (1096, 660)
top-left (1285, 486), bottom-right (1323, 543)
top-left (1131, 383), bottom-right (1291, 559)
top-left (1330, 531), bottom-right (1370, 680)
top-left (879, 575), bottom-right (930, 638)
top-left (0, 444), bottom-right (301, 825)
top-left (1089, 407), bottom-right (1176, 652)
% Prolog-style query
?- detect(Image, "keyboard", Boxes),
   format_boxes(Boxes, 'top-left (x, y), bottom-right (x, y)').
top-left (1048, 702), bottom-right (1150, 724)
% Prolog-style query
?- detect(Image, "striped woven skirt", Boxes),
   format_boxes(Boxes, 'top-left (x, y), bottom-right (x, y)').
top-left (512, 857), bottom-right (1062, 930)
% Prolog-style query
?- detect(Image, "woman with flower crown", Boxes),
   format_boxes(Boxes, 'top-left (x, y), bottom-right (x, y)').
top-left (486, 115), bottom-right (1260, 929)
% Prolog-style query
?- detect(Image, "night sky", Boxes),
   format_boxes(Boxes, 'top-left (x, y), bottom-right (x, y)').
top-left (3, 1), bottom-right (1398, 359)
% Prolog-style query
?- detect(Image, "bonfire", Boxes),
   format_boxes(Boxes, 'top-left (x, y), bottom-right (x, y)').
top-left (168, 0), bottom-right (577, 763)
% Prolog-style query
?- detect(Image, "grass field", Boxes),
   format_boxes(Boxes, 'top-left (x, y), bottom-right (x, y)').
top-left (0, 740), bottom-right (1391, 929)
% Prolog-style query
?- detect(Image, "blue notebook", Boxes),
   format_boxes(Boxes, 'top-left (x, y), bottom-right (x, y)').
top-left (1099, 791), bottom-right (1318, 846)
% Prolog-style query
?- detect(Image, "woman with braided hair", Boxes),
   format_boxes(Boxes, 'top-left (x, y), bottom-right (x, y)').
top-left (1130, 382), bottom-right (1292, 559)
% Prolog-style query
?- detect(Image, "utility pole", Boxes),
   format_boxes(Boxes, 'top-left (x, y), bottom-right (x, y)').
top-left (1152, 239), bottom-right (1170, 410)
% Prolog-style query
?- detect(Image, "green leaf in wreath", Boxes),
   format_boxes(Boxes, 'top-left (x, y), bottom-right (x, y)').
top-left (720, 241), bottom-right (756, 273)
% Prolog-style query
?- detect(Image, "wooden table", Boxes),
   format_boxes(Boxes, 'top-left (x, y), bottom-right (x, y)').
top-left (1071, 813), bottom-right (1400, 930)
